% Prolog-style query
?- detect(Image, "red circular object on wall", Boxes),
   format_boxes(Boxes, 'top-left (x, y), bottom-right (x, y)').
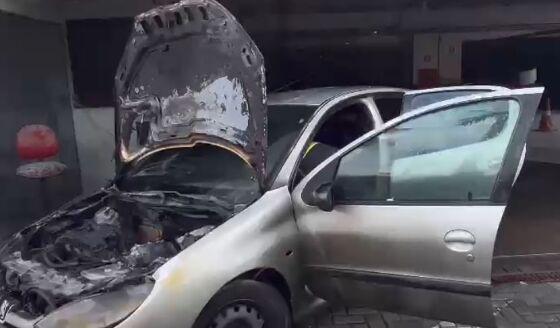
top-left (17, 125), bottom-right (60, 160)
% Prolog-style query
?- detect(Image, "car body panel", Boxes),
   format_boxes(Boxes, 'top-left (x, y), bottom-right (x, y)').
top-left (116, 186), bottom-right (302, 328)
top-left (36, 283), bottom-right (154, 328)
top-left (291, 88), bottom-right (543, 327)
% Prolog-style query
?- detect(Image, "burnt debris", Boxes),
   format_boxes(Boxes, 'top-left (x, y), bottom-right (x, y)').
top-left (0, 190), bottom-right (224, 316)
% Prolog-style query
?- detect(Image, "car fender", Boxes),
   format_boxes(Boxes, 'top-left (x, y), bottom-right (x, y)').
top-left (117, 186), bottom-right (302, 328)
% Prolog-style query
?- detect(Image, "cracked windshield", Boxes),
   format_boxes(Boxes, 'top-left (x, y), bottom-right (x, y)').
top-left (0, 0), bottom-right (557, 327)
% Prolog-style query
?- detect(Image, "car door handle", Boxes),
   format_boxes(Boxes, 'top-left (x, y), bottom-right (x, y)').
top-left (444, 230), bottom-right (475, 253)
top-left (487, 158), bottom-right (503, 171)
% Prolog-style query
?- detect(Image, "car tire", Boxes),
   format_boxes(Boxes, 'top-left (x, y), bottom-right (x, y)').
top-left (193, 279), bottom-right (292, 328)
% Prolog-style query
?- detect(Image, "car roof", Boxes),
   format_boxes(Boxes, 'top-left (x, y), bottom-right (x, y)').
top-left (267, 86), bottom-right (406, 107)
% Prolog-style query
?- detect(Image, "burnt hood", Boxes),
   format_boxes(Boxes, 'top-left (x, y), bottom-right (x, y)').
top-left (114, 0), bottom-right (267, 181)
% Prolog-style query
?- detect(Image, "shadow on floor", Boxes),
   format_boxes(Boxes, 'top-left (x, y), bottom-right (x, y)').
top-left (496, 161), bottom-right (560, 256)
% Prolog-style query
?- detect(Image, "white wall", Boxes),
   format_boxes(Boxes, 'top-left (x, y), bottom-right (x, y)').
top-left (412, 34), bottom-right (439, 85)
top-left (72, 107), bottom-right (115, 194)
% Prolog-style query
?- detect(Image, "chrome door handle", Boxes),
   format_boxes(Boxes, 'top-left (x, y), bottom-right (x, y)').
top-left (444, 230), bottom-right (475, 253)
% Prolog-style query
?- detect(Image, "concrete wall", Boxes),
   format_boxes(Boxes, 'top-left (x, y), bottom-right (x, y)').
top-left (72, 107), bottom-right (115, 194)
top-left (412, 30), bottom-right (537, 86)
top-left (0, 13), bottom-right (81, 238)
top-left (63, 0), bottom-right (154, 20)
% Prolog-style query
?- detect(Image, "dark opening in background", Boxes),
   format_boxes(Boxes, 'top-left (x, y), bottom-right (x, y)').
top-left (463, 34), bottom-right (560, 109)
top-left (67, 18), bottom-right (132, 108)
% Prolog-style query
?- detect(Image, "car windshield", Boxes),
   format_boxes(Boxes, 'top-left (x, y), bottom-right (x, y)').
top-left (117, 145), bottom-right (261, 209)
top-left (267, 104), bottom-right (317, 179)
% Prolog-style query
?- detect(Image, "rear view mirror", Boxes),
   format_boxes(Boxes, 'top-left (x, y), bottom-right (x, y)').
top-left (312, 183), bottom-right (334, 212)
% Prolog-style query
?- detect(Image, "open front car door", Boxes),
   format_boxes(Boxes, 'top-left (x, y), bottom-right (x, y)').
top-left (292, 88), bottom-right (543, 327)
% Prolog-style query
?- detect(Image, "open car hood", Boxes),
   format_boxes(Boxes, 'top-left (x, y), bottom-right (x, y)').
top-left (115, 0), bottom-right (267, 182)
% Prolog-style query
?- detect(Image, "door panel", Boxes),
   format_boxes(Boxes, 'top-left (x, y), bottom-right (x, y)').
top-left (293, 88), bottom-right (543, 327)
top-left (300, 206), bottom-right (504, 284)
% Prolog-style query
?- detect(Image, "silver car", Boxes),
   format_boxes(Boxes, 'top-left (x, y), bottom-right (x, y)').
top-left (0, 1), bottom-right (543, 328)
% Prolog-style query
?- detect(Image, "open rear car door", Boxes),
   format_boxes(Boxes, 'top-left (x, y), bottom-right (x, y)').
top-left (292, 88), bottom-right (543, 327)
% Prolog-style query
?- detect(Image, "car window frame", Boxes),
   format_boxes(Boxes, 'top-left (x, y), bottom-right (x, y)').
top-left (270, 88), bottom-right (406, 191)
top-left (265, 103), bottom-right (318, 184)
top-left (289, 92), bottom-right (405, 190)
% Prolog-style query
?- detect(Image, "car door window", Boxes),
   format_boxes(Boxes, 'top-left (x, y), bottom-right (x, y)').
top-left (267, 104), bottom-right (317, 178)
top-left (333, 99), bottom-right (520, 203)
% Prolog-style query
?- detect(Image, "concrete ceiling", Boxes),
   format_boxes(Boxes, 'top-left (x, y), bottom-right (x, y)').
top-left (56, 0), bottom-right (560, 15)
top-left (219, 0), bottom-right (560, 15)
top-left (3, 0), bottom-right (560, 37)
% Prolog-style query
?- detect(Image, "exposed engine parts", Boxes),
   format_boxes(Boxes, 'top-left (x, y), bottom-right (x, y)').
top-left (0, 191), bottom-right (222, 316)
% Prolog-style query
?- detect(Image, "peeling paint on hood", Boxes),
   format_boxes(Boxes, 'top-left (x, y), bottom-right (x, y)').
top-left (115, 0), bottom-right (267, 183)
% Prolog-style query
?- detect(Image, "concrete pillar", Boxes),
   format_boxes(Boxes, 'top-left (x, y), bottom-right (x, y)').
top-left (412, 34), bottom-right (439, 87)
top-left (0, 12), bottom-right (81, 237)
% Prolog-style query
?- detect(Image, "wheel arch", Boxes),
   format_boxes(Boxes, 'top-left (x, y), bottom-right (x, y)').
top-left (232, 267), bottom-right (292, 310)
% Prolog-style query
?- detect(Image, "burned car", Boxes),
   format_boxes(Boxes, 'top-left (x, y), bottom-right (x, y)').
top-left (0, 1), bottom-right (544, 328)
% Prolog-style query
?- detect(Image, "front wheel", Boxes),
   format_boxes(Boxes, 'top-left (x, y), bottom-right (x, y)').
top-left (193, 279), bottom-right (292, 328)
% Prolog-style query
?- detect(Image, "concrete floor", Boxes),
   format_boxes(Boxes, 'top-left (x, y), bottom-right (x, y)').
top-left (300, 280), bottom-right (560, 328)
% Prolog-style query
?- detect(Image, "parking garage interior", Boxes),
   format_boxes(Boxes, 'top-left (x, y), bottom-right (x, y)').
top-left (3, 0), bottom-right (560, 325)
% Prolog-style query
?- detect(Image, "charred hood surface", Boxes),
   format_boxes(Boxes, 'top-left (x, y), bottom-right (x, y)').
top-left (115, 0), bottom-right (267, 184)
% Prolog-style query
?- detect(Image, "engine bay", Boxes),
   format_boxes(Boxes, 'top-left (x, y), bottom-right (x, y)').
top-left (0, 190), bottom-right (229, 317)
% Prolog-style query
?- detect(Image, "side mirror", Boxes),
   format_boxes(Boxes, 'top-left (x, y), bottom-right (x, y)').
top-left (301, 157), bottom-right (339, 212)
top-left (312, 183), bottom-right (334, 212)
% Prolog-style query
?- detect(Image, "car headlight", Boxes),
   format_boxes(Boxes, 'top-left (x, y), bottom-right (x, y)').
top-left (35, 283), bottom-right (153, 328)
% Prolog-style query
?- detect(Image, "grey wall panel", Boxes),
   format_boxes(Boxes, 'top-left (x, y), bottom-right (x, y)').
top-left (0, 12), bottom-right (81, 238)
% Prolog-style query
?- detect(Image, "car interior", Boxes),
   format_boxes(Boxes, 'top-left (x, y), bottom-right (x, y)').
top-left (375, 95), bottom-right (404, 122)
top-left (296, 101), bottom-right (374, 183)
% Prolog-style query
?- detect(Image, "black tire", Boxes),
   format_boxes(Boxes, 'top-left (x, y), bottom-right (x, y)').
top-left (193, 279), bottom-right (292, 328)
